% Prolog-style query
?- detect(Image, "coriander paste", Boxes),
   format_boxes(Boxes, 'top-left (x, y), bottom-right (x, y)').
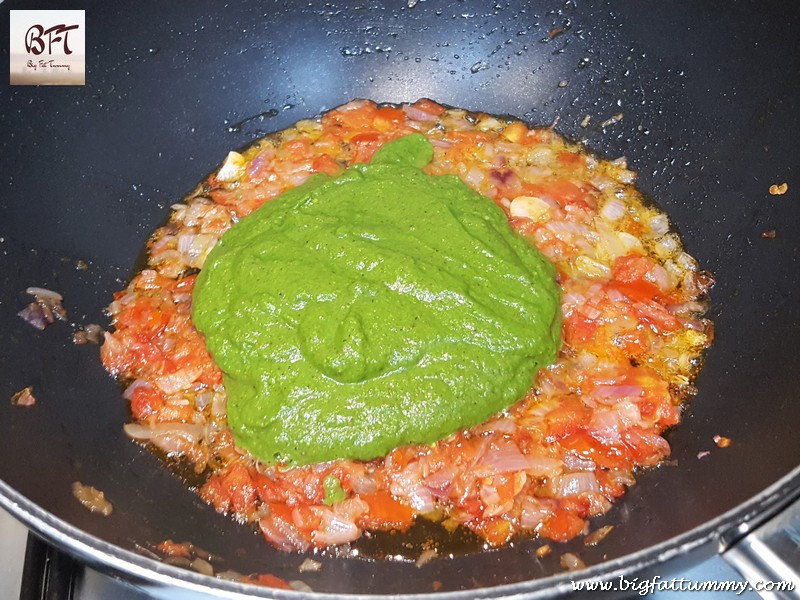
top-left (192, 134), bottom-right (561, 466)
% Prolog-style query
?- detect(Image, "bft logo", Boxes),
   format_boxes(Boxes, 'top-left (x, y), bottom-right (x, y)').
top-left (25, 23), bottom-right (80, 56)
top-left (10, 10), bottom-right (85, 85)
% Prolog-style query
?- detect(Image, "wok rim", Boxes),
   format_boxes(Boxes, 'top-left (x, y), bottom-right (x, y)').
top-left (2, 466), bottom-right (799, 599)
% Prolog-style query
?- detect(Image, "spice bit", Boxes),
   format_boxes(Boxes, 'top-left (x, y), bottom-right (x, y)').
top-left (415, 548), bottom-right (438, 568)
top-left (600, 113), bottom-right (624, 128)
top-left (580, 115), bottom-right (591, 128)
top-left (535, 544), bottom-right (552, 558)
top-left (548, 27), bottom-right (565, 40)
top-left (584, 525), bottom-right (614, 547)
top-left (713, 435), bottom-right (731, 448)
top-left (11, 386), bottom-right (36, 407)
top-left (697, 450), bottom-right (711, 459)
top-left (768, 182), bottom-right (788, 195)
top-left (761, 229), bottom-right (777, 239)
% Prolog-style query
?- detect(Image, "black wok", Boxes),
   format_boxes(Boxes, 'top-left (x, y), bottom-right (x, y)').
top-left (2, 0), bottom-right (800, 597)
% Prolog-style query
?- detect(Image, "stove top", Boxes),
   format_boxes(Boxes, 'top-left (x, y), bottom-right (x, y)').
top-left (0, 508), bottom-right (763, 599)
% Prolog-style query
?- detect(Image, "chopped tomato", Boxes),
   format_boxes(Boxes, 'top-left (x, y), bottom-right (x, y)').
top-left (539, 507), bottom-right (586, 542)
top-left (632, 300), bottom-right (680, 333)
top-left (323, 100), bottom-right (378, 130)
top-left (221, 463), bottom-right (257, 514)
top-left (557, 151), bottom-right (583, 166)
top-left (311, 153), bottom-right (342, 176)
top-left (115, 297), bottom-right (171, 338)
top-left (561, 431), bottom-right (632, 471)
top-left (411, 98), bottom-right (446, 117)
top-left (291, 505), bottom-right (323, 533)
top-left (563, 310), bottom-right (600, 345)
top-left (129, 385), bottom-right (166, 420)
top-left (241, 574), bottom-right (293, 590)
top-left (154, 540), bottom-right (192, 558)
top-left (349, 131), bottom-right (385, 163)
top-left (545, 396), bottom-right (592, 438)
top-left (523, 180), bottom-right (591, 210)
top-left (470, 517), bottom-right (514, 546)
top-left (374, 106), bottom-right (406, 127)
top-left (358, 491), bottom-right (415, 531)
top-left (200, 475), bottom-right (230, 513)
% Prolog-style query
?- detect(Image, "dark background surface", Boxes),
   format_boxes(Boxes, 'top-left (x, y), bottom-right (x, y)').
top-left (1, 0), bottom-right (799, 596)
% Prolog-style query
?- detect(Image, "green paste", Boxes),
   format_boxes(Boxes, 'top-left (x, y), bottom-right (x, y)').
top-left (193, 134), bottom-right (561, 466)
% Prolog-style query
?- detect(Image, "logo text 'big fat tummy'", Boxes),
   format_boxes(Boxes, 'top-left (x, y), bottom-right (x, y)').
top-left (10, 10), bottom-right (85, 85)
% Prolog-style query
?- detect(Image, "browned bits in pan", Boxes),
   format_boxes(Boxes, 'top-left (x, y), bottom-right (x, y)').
top-left (761, 229), bottom-right (777, 239)
top-left (713, 435), bottom-right (731, 448)
top-left (584, 525), bottom-right (614, 547)
top-left (768, 182), bottom-right (788, 195)
top-left (71, 481), bottom-right (113, 516)
top-left (11, 386), bottom-right (36, 407)
top-left (560, 552), bottom-right (586, 571)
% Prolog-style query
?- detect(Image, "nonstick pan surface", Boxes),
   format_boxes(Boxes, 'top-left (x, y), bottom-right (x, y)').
top-left (1, 0), bottom-right (799, 596)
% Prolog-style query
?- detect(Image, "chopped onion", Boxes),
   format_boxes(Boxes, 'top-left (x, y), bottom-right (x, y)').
top-left (190, 557), bottom-right (215, 577)
top-left (72, 481), bottom-right (113, 516)
top-left (526, 455), bottom-right (563, 478)
top-left (313, 511), bottom-right (360, 546)
top-left (562, 452), bottom-right (596, 472)
top-left (575, 255), bottom-right (611, 279)
top-left (551, 472), bottom-right (600, 497)
top-left (403, 104), bottom-right (438, 122)
top-left (11, 386), bottom-right (36, 407)
top-left (599, 198), bottom-right (625, 221)
top-left (258, 514), bottom-right (310, 553)
top-left (510, 195), bottom-right (551, 221)
top-left (216, 151), bottom-right (246, 182)
top-left (482, 439), bottom-right (530, 473)
top-left (123, 422), bottom-right (204, 442)
top-left (649, 214), bottom-right (670, 235)
top-left (560, 552), bottom-right (586, 571)
top-left (18, 287), bottom-right (67, 329)
top-left (519, 497), bottom-right (555, 530)
top-left (584, 525), bottom-right (614, 546)
top-left (299, 558), bottom-right (322, 573)
top-left (592, 385), bottom-right (644, 400)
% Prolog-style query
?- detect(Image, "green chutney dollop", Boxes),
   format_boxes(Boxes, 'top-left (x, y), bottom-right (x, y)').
top-left (192, 134), bottom-right (561, 466)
